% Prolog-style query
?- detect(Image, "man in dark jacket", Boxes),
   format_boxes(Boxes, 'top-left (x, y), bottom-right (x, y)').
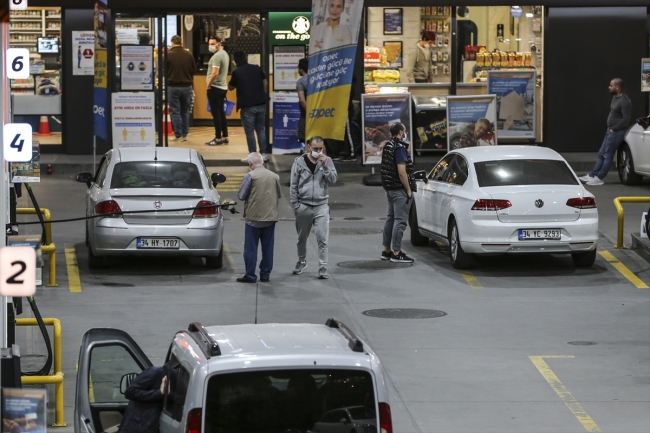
top-left (118, 366), bottom-right (167, 433)
top-left (166, 35), bottom-right (196, 141)
top-left (380, 122), bottom-right (415, 263)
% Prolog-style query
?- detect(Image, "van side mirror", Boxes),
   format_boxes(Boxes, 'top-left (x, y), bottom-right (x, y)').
top-left (211, 173), bottom-right (227, 187)
top-left (76, 172), bottom-right (93, 188)
top-left (413, 170), bottom-right (428, 184)
top-left (120, 373), bottom-right (139, 394)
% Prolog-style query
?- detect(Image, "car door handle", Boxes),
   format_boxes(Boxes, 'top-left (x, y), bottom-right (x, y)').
top-left (643, 131), bottom-right (650, 135)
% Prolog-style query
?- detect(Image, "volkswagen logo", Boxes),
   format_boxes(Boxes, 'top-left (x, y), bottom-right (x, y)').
top-left (153, 201), bottom-right (162, 210)
top-left (535, 199), bottom-right (544, 208)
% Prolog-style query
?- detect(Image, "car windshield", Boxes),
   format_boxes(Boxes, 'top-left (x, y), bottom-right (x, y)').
top-left (110, 161), bottom-right (202, 189)
top-left (474, 159), bottom-right (579, 187)
top-left (204, 369), bottom-right (376, 433)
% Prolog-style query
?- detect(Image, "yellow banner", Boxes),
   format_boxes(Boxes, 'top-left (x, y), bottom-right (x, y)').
top-left (306, 84), bottom-right (350, 140)
top-left (93, 49), bottom-right (108, 88)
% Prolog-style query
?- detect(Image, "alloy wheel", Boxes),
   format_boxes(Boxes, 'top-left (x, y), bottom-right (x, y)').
top-left (450, 225), bottom-right (458, 260)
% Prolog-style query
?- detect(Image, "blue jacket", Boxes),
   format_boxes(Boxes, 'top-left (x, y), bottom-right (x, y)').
top-left (118, 366), bottom-right (166, 433)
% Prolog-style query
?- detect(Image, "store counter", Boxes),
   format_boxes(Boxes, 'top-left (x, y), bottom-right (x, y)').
top-left (193, 73), bottom-right (240, 121)
top-left (457, 82), bottom-right (488, 96)
top-left (367, 82), bottom-right (451, 97)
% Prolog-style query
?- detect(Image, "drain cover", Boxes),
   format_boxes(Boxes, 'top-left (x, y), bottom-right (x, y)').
top-left (338, 260), bottom-right (413, 269)
top-left (330, 202), bottom-right (361, 210)
top-left (344, 217), bottom-right (364, 220)
top-left (330, 228), bottom-right (383, 235)
top-left (567, 341), bottom-right (597, 346)
top-left (362, 308), bottom-right (447, 319)
top-left (101, 283), bottom-right (135, 287)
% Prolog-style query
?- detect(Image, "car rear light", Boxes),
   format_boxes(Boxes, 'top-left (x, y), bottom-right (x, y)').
top-left (186, 408), bottom-right (202, 433)
top-left (95, 200), bottom-right (122, 216)
top-left (566, 197), bottom-right (596, 209)
top-left (379, 402), bottom-right (392, 433)
top-left (471, 199), bottom-right (512, 211)
top-left (192, 200), bottom-right (218, 218)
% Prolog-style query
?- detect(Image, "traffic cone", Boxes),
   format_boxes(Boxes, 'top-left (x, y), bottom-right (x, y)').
top-left (36, 116), bottom-right (51, 136)
top-left (163, 108), bottom-right (174, 137)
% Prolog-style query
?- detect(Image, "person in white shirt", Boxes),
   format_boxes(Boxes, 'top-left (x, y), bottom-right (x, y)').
top-left (312, 0), bottom-right (353, 53)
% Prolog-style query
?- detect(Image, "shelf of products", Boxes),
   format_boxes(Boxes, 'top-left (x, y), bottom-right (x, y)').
top-left (116, 19), bottom-right (152, 33)
top-left (420, 7), bottom-right (452, 79)
top-left (9, 7), bottom-right (61, 54)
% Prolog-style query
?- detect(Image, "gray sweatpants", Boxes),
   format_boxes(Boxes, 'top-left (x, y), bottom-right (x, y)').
top-left (295, 203), bottom-right (329, 267)
top-left (383, 189), bottom-right (410, 252)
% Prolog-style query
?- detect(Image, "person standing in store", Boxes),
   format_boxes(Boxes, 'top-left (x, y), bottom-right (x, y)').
top-left (296, 58), bottom-right (309, 146)
top-left (166, 35), bottom-right (196, 142)
top-left (579, 78), bottom-right (632, 186)
top-left (406, 31), bottom-right (435, 83)
top-left (205, 36), bottom-right (230, 146)
top-left (290, 137), bottom-right (337, 279)
top-left (380, 122), bottom-right (416, 263)
top-left (228, 51), bottom-right (269, 162)
top-left (236, 152), bottom-right (282, 283)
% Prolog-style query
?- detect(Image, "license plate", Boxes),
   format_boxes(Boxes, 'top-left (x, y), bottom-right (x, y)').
top-left (136, 238), bottom-right (179, 249)
top-left (518, 229), bottom-right (561, 240)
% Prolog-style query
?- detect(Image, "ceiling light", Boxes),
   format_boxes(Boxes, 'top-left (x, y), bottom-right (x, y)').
top-left (526, 12), bottom-right (534, 18)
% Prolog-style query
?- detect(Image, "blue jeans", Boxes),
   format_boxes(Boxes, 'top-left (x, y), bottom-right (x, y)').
top-left (241, 104), bottom-right (267, 153)
top-left (244, 223), bottom-right (275, 281)
top-left (168, 86), bottom-right (193, 138)
top-left (589, 129), bottom-right (626, 180)
top-left (383, 189), bottom-right (410, 252)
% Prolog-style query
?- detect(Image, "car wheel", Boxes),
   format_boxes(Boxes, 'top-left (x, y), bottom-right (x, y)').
top-left (617, 143), bottom-right (643, 185)
top-left (87, 245), bottom-right (103, 269)
top-left (448, 219), bottom-right (473, 269)
top-left (409, 202), bottom-right (429, 246)
top-left (571, 250), bottom-right (597, 268)
top-left (450, 135), bottom-right (460, 150)
top-left (205, 245), bottom-right (224, 269)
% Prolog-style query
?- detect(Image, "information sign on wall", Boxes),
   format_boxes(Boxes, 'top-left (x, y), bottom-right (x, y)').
top-left (73, 31), bottom-right (95, 76)
top-left (120, 45), bottom-right (154, 91)
top-left (111, 92), bottom-right (156, 148)
top-left (272, 93), bottom-right (303, 154)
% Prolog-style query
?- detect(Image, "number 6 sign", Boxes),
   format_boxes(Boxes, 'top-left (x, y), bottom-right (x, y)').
top-left (6, 48), bottom-right (30, 79)
top-left (0, 246), bottom-right (36, 297)
top-left (10, 0), bottom-right (28, 11)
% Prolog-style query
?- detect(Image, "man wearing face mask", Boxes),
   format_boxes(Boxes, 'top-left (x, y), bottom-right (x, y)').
top-left (406, 31), bottom-right (435, 83)
top-left (205, 36), bottom-right (230, 146)
top-left (380, 122), bottom-right (416, 263)
top-left (290, 137), bottom-right (338, 279)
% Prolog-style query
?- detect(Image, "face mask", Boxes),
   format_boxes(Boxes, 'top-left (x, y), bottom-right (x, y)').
top-left (208, 45), bottom-right (217, 53)
top-left (310, 150), bottom-right (321, 159)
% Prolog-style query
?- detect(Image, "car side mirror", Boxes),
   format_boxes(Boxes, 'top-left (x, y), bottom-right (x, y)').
top-left (413, 170), bottom-right (428, 184)
top-left (636, 116), bottom-right (649, 128)
top-left (340, 418), bottom-right (349, 425)
top-left (76, 172), bottom-right (93, 188)
top-left (120, 373), bottom-right (139, 394)
top-left (211, 172), bottom-right (227, 187)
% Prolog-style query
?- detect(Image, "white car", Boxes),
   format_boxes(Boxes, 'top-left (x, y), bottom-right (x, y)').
top-left (617, 114), bottom-right (650, 185)
top-left (409, 146), bottom-right (599, 269)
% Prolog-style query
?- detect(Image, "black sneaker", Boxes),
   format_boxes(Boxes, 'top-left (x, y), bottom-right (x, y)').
top-left (390, 251), bottom-right (414, 263)
top-left (381, 251), bottom-right (391, 260)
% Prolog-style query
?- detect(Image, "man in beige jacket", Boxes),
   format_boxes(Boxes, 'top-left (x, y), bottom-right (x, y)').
top-left (406, 31), bottom-right (435, 83)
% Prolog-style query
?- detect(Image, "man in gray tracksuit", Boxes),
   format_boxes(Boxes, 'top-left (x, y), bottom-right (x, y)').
top-left (290, 136), bottom-right (338, 279)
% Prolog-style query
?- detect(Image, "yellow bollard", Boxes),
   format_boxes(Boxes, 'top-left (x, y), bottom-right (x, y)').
top-left (613, 196), bottom-right (650, 248)
top-left (16, 208), bottom-right (58, 287)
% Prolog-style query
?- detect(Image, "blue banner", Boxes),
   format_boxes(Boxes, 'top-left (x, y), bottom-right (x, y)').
top-left (272, 94), bottom-right (303, 154)
top-left (94, 0), bottom-right (108, 140)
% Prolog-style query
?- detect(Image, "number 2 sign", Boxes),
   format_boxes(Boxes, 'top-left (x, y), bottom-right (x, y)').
top-left (0, 246), bottom-right (36, 297)
top-left (10, 0), bottom-right (28, 11)
top-left (6, 48), bottom-right (30, 79)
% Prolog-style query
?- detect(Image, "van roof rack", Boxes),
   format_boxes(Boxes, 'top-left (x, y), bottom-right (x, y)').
top-left (186, 322), bottom-right (221, 357)
top-left (325, 317), bottom-right (364, 353)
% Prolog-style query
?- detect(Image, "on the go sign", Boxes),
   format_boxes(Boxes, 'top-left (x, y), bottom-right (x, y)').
top-left (268, 12), bottom-right (312, 46)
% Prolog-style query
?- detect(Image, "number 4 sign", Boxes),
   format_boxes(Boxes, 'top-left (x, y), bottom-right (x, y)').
top-left (4, 123), bottom-right (33, 162)
top-left (0, 246), bottom-right (36, 297)
top-left (6, 48), bottom-right (30, 79)
top-left (10, 0), bottom-right (28, 11)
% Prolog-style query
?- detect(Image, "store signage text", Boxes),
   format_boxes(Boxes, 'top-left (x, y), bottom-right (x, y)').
top-left (273, 30), bottom-right (310, 42)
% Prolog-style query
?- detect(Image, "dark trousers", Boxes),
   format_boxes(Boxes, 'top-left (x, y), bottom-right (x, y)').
top-left (207, 87), bottom-right (228, 139)
top-left (244, 223), bottom-right (275, 281)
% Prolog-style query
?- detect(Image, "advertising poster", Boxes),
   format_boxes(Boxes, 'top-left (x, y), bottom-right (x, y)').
top-left (93, 0), bottom-right (109, 140)
top-left (361, 93), bottom-right (412, 165)
top-left (306, 0), bottom-right (364, 140)
top-left (383, 8), bottom-right (403, 35)
top-left (268, 12), bottom-right (312, 46)
top-left (112, 92), bottom-right (156, 148)
top-left (488, 70), bottom-right (536, 139)
top-left (272, 93), bottom-right (303, 154)
top-left (10, 142), bottom-right (40, 183)
top-left (446, 95), bottom-right (498, 150)
top-left (413, 110), bottom-right (447, 153)
top-left (642, 58), bottom-right (650, 92)
top-left (121, 45), bottom-right (154, 91)
top-left (1, 388), bottom-right (47, 433)
top-left (273, 46), bottom-right (305, 91)
top-left (72, 31), bottom-right (95, 76)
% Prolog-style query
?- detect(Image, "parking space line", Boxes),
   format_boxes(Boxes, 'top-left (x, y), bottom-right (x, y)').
top-left (64, 244), bottom-right (82, 293)
top-left (529, 356), bottom-right (601, 433)
top-left (223, 242), bottom-right (238, 273)
top-left (598, 250), bottom-right (649, 289)
top-left (460, 271), bottom-right (483, 289)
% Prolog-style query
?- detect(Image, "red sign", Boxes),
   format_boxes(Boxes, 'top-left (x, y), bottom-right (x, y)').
top-left (83, 49), bottom-right (94, 59)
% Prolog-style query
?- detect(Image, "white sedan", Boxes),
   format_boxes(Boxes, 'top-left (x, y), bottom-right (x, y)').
top-left (617, 114), bottom-right (650, 185)
top-left (409, 146), bottom-right (599, 269)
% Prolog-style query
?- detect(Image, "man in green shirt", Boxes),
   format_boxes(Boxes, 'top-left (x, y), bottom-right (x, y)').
top-left (205, 36), bottom-right (230, 146)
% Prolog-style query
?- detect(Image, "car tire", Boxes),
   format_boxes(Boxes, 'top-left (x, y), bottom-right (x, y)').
top-left (206, 245), bottom-right (224, 269)
top-left (449, 219), bottom-right (473, 269)
top-left (571, 250), bottom-right (597, 268)
top-left (87, 246), bottom-right (103, 269)
top-left (409, 203), bottom-right (429, 246)
top-left (617, 143), bottom-right (643, 185)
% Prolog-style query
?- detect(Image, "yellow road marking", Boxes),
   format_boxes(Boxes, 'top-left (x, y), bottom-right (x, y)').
top-left (598, 250), bottom-right (649, 289)
top-left (460, 271), bottom-right (483, 289)
top-left (65, 244), bottom-right (82, 293)
top-left (529, 356), bottom-right (601, 432)
top-left (223, 242), bottom-right (237, 273)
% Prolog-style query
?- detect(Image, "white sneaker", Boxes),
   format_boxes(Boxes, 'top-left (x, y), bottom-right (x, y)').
top-left (586, 178), bottom-right (604, 186)
top-left (261, 153), bottom-right (268, 162)
top-left (578, 174), bottom-right (595, 182)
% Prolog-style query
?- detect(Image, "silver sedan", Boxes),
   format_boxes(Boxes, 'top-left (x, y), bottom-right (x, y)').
top-left (76, 147), bottom-right (227, 269)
